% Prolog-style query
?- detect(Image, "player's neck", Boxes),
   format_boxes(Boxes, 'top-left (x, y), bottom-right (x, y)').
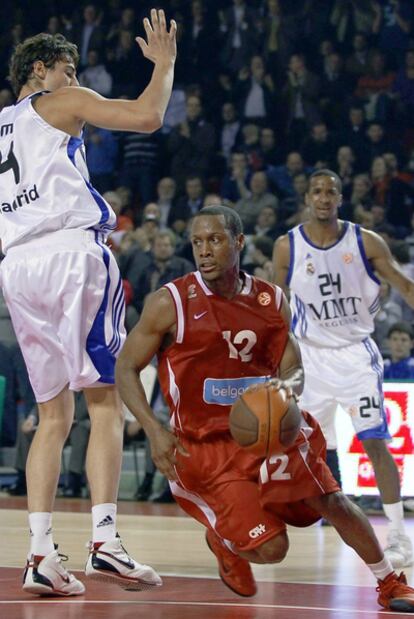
top-left (303, 219), bottom-right (344, 248)
top-left (18, 82), bottom-right (45, 102)
top-left (203, 271), bottom-right (244, 299)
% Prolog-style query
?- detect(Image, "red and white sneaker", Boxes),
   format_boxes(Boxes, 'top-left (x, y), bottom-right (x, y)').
top-left (206, 529), bottom-right (257, 597)
top-left (377, 571), bottom-right (414, 612)
top-left (23, 548), bottom-right (85, 596)
top-left (85, 535), bottom-right (162, 591)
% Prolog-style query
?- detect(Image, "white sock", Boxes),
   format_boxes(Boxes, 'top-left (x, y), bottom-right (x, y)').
top-left (383, 501), bottom-right (405, 534)
top-left (29, 512), bottom-right (54, 557)
top-left (367, 556), bottom-right (394, 581)
top-left (92, 503), bottom-right (117, 543)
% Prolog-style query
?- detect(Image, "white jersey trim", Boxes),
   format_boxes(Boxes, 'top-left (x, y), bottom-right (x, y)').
top-left (165, 282), bottom-right (184, 343)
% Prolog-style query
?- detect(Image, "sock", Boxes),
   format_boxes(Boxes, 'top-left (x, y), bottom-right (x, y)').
top-left (29, 512), bottom-right (54, 557)
top-left (383, 501), bottom-right (405, 534)
top-left (367, 556), bottom-right (394, 581)
top-left (92, 503), bottom-right (117, 543)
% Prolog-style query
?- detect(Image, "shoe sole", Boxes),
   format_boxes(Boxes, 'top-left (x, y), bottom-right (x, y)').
top-left (86, 571), bottom-right (162, 591)
top-left (205, 534), bottom-right (256, 597)
top-left (23, 583), bottom-right (84, 596)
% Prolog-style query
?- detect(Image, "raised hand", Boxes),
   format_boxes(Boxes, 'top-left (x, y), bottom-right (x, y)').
top-left (136, 8), bottom-right (177, 66)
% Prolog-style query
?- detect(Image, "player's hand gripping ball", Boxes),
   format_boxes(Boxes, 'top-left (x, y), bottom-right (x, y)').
top-left (229, 382), bottom-right (301, 457)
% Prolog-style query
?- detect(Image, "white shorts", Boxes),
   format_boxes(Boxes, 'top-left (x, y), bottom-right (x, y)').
top-left (298, 338), bottom-right (390, 449)
top-left (0, 229), bottom-right (126, 402)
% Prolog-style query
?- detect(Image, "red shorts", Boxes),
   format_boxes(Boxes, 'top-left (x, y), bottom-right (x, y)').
top-left (171, 411), bottom-right (339, 552)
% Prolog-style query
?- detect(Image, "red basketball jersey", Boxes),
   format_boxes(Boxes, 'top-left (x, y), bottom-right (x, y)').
top-left (157, 271), bottom-right (288, 440)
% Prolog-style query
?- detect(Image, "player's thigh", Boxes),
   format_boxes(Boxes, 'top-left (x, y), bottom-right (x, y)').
top-left (57, 244), bottom-right (126, 389)
top-left (1, 256), bottom-right (67, 402)
top-left (171, 476), bottom-right (286, 553)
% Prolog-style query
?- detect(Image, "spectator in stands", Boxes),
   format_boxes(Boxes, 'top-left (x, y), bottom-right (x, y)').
top-left (155, 177), bottom-right (178, 230)
top-left (392, 48), bottom-right (414, 128)
top-left (283, 53), bottom-right (321, 148)
top-left (217, 102), bottom-right (240, 162)
top-left (346, 32), bottom-right (376, 79)
top-left (235, 171), bottom-right (278, 233)
top-left (372, 0), bottom-right (413, 67)
top-left (84, 125), bottom-right (118, 194)
top-left (258, 126), bottom-right (285, 167)
top-left (384, 323), bottom-right (414, 379)
top-left (168, 94), bottom-right (216, 191)
top-left (373, 279), bottom-right (403, 357)
top-left (242, 235), bottom-right (274, 281)
top-left (253, 205), bottom-right (286, 241)
top-left (349, 173), bottom-right (374, 210)
top-left (259, 0), bottom-right (299, 84)
top-left (235, 54), bottom-right (276, 124)
top-left (79, 49), bottom-right (112, 95)
top-left (171, 175), bottom-right (205, 234)
top-left (118, 120), bottom-right (161, 207)
top-left (371, 155), bottom-right (391, 206)
top-left (338, 105), bottom-right (367, 167)
top-left (301, 122), bottom-right (336, 169)
top-left (71, 4), bottom-right (105, 69)
top-left (278, 172), bottom-right (308, 223)
top-left (330, 1), bottom-right (375, 47)
top-left (354, 50), bottom-right (395, 122)
top-left (319, 52), bottom-right (352, 125)
top-left (268, 151), bottom-right (311, 198)
top-left (220, 151), bottom-right (252, 203)
top-left (389, 241), bottom-right (414, 324)
top-left (218, 0), bottom-right (259, 74)
top-left (132, 230), bottom-right (193, 314)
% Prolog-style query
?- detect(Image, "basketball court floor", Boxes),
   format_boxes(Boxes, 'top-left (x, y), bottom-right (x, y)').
top-left (1, 495), bottom-right (413, 618)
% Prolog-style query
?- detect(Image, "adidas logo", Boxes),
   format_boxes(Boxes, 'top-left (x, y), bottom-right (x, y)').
top-left (97, 515), bottom-right (114, 528)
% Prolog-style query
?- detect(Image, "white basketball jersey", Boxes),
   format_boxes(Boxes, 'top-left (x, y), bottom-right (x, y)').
top-left (287, 222), bottom-right (380, 347)
top-left (0, 92), bottom-right (116, 253)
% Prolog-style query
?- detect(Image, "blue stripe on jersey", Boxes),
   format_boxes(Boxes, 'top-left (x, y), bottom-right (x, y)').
top-left (368, 294), bottom-right (381, 314)
top-left (355, 224), bottom-right (381, 285)
top-left (286, 229), bottom-right (295, 286)
top-left (294, 294), bottom-right (308, 338)
top-left (108, 276), bottom-right (125, 355)
top-left (291, 312), bottom-right (298, 336)
top-left (360, 337), bottom-right (391, 440)
top-left (67, 137), bottom-right (113, 231)
top-left (85, 232), bottom-right (116, 383)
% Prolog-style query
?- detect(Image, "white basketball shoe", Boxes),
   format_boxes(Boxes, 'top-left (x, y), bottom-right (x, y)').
top-left (23, 548), bottom-right (85, 596)
top-left (85, 535), bottom-right (162, 590)
top-left (384, 531), bottom-right (413, 568)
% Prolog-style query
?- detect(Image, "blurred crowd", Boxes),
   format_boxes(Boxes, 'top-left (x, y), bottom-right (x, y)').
top-left (0, 0), bottom-right (414, 498)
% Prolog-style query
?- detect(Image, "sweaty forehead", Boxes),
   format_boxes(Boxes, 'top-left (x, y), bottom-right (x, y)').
top-left (191, 215), bottom-right (228, 237)
top-left (309, 176), bottom-right (340, 191)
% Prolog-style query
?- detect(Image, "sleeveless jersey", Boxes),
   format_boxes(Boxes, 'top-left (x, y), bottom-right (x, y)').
top-left (0, 93), bottom-right (116, 253)
top-left (287, 222), bottom-right (380, 348)
top-left (157, 271), bottom-right (288, 440)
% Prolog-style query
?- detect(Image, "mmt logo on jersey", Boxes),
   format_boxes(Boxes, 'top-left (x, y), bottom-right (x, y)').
top-left (203, 376), bottom-right (267, 405)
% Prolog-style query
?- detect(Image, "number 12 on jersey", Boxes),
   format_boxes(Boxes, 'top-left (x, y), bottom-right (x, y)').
top-left (222, 330), bottom-right (257, 362)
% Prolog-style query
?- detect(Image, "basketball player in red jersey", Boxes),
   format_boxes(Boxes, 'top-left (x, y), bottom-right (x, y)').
top-left (116, 206), bottom-right (414, 612)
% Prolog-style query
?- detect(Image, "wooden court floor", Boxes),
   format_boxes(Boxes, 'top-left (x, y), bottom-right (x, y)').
top-left (1, 495), bottom-right (414, 618)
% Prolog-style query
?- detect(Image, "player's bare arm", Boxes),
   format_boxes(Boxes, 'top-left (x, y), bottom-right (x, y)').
top-left (36, 9), bottom-right (176, 135)
top-left (272, 234), bottom-right (290, 294)
top-left (362, 228), bottom-right (414, 308)
top-left (115, 287), bottom-right (188, 481)
top-left (271, 294), bottom-right (304, 397)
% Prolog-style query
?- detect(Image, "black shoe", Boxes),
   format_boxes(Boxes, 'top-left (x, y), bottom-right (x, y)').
top-left (7, 481), bottom-right (27, 496)
top-left (62, 472), bottom-right (83, 498)
top-left (152, 486), bottom-right (175, 503)
top-left (7, 472), bottom-right (27, 496)
top-left (135, 473), bottom-right (154, 501)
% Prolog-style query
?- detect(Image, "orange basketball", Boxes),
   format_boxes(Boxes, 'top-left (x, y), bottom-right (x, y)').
top-left (229, 383), bottom-right (301, 457)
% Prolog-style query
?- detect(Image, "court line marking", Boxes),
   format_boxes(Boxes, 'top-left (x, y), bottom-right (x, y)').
top-left (0, 600), bottom-right (402, 614)
top-left (0, 566), bottom-right (376, 588)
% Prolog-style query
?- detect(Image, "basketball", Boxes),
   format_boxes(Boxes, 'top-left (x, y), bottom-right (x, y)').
top-left (229, 383), bottom-right (302, 457)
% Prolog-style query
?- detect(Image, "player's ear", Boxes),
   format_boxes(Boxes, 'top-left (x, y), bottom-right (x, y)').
top-left (237, 233), bottom-right (245, 251)
top-left (32, 60), bottom-right (47, 80)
